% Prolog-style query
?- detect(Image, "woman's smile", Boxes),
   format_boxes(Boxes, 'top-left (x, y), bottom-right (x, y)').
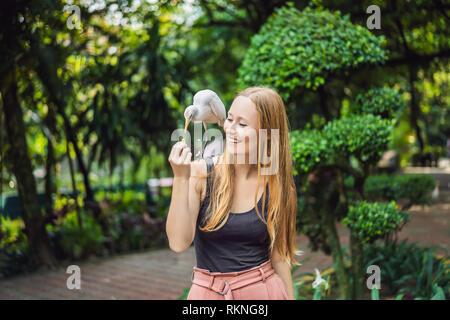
top-left (227, 138), bottom-right (242, 144)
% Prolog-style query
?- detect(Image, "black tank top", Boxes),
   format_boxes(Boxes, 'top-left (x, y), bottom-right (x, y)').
top-left (193, 157), bottom-right (271, 273)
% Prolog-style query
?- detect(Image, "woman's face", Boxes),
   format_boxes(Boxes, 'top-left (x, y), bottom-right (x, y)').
top-left (224, 96), bottom-right (260, 161)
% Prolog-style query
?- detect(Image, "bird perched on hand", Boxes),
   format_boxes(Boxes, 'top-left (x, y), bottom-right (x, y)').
top-left (184, 89), bottom-right (226, 128)
top-left (184, 89), bottom-right (226, 158)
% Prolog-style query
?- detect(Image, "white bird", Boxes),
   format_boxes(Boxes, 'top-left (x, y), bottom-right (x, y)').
top-left (184, 89), bottom-right (226, 158)
top-left (184, 89), bottom-right (226, 127)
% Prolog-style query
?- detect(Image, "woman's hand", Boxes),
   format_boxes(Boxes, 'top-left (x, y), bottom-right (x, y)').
top-left (168, 141), bottom-right (192, 179)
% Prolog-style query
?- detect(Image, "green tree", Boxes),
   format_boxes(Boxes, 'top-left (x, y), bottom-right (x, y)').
top-left (322, 0), bottom-right (450, 156)
top-left (0, 0), bottom-right (187, 264)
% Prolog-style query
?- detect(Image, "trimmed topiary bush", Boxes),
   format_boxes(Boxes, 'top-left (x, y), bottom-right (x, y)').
top-left (342, 201), bottom-right (410, 244)
top-left (237, 3), bottom-right (387, 100)
top-left (290, 129), bottom-right (331, 175)
top-left (352, 88), bottom-right (405, 120)
top-left (323, 114), bottom-right (394, 162)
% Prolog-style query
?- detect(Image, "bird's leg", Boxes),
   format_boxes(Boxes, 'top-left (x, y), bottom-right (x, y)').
top-left (202, 122), bottom-right (209, 158)
top-left (203, 122), bottom-right (208, 139)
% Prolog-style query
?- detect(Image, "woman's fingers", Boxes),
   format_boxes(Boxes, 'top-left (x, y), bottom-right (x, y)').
top-left (180, 147), bottom-right (190, 163)
top-left (169, 141), bottom-right (188, 162)
top-left (183, 152), bottom-right (192, 164)
top-left (168, 141), bottom-right (192, 179)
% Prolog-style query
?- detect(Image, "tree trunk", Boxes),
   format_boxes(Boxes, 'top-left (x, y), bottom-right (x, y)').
top-left (0, 70), bottom-right (56, 266)
top-left (318, 85), bottom-right (332, 121)
top-left (322, 212), bottom-right (351, 299)
top-left (56, 102), bottom-right (94, 202)
top-left (67, 140), bottom-right (82, 229)
top-left (44, 139), bottom-right (55, 216)
top-left (350, 233), bottom-right (365, 299)
top-left (408, 64), bottom-right (425, 154)
top-left (43, 105), bottom-right (57, 217)
top-left (120, 160), bottom-right (125, 194)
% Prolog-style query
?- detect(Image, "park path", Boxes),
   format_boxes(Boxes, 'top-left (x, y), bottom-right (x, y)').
top-left (0, 187), bottom-right (448, 300)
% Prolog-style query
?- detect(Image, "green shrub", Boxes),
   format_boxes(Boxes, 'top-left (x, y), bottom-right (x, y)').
top-left (237, 3), bottom-right (387, 100)
top-left (342, 201), bottom-right (410, 244)
top-left (364, 174), bottom-right (436, 206)
top-left (290, 129), bottom-right (331, 175)
top-left (323, 114), bottom-right (394, 162)
top-left (0, 215), bottom-right (25, 248)
top-left (290, 114), bottom-right (394, 174)
top-left (57, 210), bottom-right (105, 260)
top-left (95, 189), bottom-right (146, 214)
top-left (0, 216), bottom-right (36, 278)
top-left (364, 239), bottom-right (449, 299)
top-left (352, 88), bottom-right (404, 119)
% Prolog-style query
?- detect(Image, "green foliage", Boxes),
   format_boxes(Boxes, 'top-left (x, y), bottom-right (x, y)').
top-left (342, 201), bottom-right (410, 243)
top-left (290, 114), bottom-right (393, 174)
top-left (371, 286), bottom-right (379, 300)
top-left (290, 262), bottom-right (309, 300)
top-left (91, 189), bottom-right (167, 252)
top-left (395, 293), bottom-right (405, 300)
top-left (352, 88), bottom-right (405, 120)
top-left (0, 216), bottom-right (25, 248)
top-left (364, 239), bottom-right (450, 299)
top-left (178, 288), bottom-right (190, 300)
top-left (364, 174), bottom-right (437, 206)
top-left (95, 189), bottom-right (146, 214)
top-left (237, 5), bottom-right (387, 100)
top-left (289, 129), bottom-right (330, 174)
top-left (416, 70), bottom-right (450, 147)
top-left (58, 211), bottom-right (105, 260)
top-left (313, 286), bottom-right (322, 300)
top-left (323, 114), bottom-right (394, 163)
top-left (0, 216), bottom-right (37, 278)
top-left (291, 255), bottom-right (331, 300)
top-left (45, 191), bottom-right (167, 260)
top-left (430, 285), bottom-right (446, 300)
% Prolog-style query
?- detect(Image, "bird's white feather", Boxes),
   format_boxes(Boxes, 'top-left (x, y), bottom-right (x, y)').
top-left (186, 89), bottom-right (226, 125)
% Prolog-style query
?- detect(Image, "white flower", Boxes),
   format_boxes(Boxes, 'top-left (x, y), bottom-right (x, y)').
top-left (312, 268), bottom-right (329, 290)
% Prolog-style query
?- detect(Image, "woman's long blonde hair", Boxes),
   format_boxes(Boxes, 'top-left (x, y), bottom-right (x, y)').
top-left (199, 86), bottom-right (302, 268)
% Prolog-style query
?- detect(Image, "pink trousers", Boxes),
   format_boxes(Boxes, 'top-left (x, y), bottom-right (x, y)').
top-left (187, 260), bottom-right (289, 300)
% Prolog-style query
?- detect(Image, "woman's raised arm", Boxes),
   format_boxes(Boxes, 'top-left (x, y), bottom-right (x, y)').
top-left (165, 141), bottom-right (205, 253)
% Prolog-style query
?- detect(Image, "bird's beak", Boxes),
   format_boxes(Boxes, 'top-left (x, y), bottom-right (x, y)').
top-left (184, 114), bottom-right (192, 131)
top-left (184, 115), bottom-right (192, 135)
top-left (182, 115), bottom-right (193, 143)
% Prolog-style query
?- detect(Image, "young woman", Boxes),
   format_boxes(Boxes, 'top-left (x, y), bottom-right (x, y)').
top-left (166, 87), bottom-right (301, 300)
